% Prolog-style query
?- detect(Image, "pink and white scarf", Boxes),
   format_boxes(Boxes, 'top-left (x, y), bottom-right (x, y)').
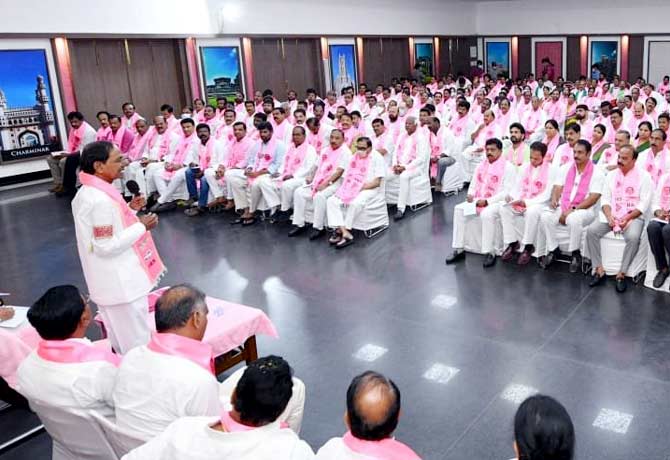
top-left (37, 339), bottom-right (120, 367)
top-left (226, 137), bottom-right (252, 169)
top-left (336, 152), bottom-right (373, 204)
top-left (79, 172), bottom-right (166, 285)
top-left (147, 130), bottom-right (172, 161)
top-left (198, 138), bottom-right (216, 170)
top-left (449, 115), bottom-right (470, 138)
top-left (127, 131), bottom-right (150, 162)
top-left (282, 142), bottom-right (309, 178)
top-left (560, 161), bottom-right (594, 212)
top-left (658, 174), bottom-right (670, 211)
top-left (312, 145), bottom-right (346, 196)
top-left (542, 134), bottom-right (561, 162)
top-left (248, 138), bottom-right (278, 184)
top-left (519, 160), bottom-right (551, 200)
top-left (643, 149), bottom-right (669, 185)
top-left (163, 134), bottom-right (196, 179)
top-left (554, 143), bottom-right (574, 167)
top-left (473, 155), bottom-right (506, 213)
top-left (67, 122), bottom-right (93, 153)
top-left (96, 126), bottom-right (112, 142)
top-left (611, 167), bottom-right (642, 221)
top-left (395, 133), bottom-right (419, 166)
top-left (342, 432), bottom-right (421, 460)
top-left (146, 332), bottom-right (214, 375)
top-left (507, 143), bottom-right (526, 166)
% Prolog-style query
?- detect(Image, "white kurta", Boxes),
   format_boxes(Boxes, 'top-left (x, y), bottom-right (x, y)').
top-left (316, 437), bottom-right (410, 460)
top-left (122, 417), bottom-right (315, 460)
top-left (17, 339), bottom-right (116, 416)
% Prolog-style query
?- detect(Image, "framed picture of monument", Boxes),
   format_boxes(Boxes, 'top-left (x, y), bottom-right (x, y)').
top-left (329, 44), bottom-right (357, 95)
top-left (199, 45), bottom-right (244, 106)
top-left (484, 39), bottom-right (511, 79)
top-left (415, 42), bottom-right (434, 78)
top-left (589, 38), bottom-right (620, 80)
top-left (0, 48), bottom-right (62, 164)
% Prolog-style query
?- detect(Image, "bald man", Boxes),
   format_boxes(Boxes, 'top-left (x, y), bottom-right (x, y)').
top-left (316, 371), bottom-right (420, 460)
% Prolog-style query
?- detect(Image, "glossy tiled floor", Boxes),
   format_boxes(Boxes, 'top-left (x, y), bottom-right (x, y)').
top-left (1, 183), bottom-right (668, 459)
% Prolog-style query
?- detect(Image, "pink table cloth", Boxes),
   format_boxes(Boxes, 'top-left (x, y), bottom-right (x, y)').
top-left (98, 288), bottom-right (279, 357)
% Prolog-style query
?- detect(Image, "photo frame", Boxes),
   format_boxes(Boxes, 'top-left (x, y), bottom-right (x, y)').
top-left (414, 42), bottom-right (434, 78)
top-left (329, 44), bottom-right (357, 95)
top-left (484, 39), bottom-right (511, 79)
top-left (199, 45), bottom-right (244, 106)
top-left (588, 37), bottom-right (620, 80)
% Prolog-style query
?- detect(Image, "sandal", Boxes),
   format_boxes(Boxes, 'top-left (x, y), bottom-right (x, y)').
top-left (335, 236), bottom-right (354, 249)
top-left (242, 217), bottom-right (257, 226)
top-left (329, 230), bottom-right (343, 245)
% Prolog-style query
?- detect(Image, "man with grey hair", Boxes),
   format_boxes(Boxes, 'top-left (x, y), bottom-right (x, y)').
top-left (386, 116), bottom-right (430, 220)
top-left (114, 284), bottom-right (306, 439)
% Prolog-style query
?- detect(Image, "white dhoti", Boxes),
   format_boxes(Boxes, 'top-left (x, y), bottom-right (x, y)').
top-left (292, 183), bottom-right (339, 229)
top-left (123, 162), bottom-right (148, 195)
top-left (459, 146), bottom-right (485, 181)
top-left (326, 190), bottom-right (377, 229)
top-left (204, 168), bottom-right (228, 199)
top-left (155, 168), bottom-right (188, 204)
top-left (144, 163), bottom-right (164, 194)
top-left (499, 203), bottom-right (546, 247)
top-left (226, 169), bottom-right (250, 210)
top-left (443, 132), bottom-right (468, 157)
top-left (540, 208), bottom-right (595, 256)
top-left (97, 296), bottom-right (151, 354)
top-left (251, 175), bottom-right (280, 212)
top-left (280, 178), bottom-right (306, 211)
top-left (452, 202), bottom-right (502, 254)
top-left (385, 168), bottom-right (421, 212)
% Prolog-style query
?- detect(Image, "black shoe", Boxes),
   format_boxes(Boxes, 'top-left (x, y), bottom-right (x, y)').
top-left (184, 207), bottom-right (205, 217)
top-left (615, 277), bottom-right (627, 293)
top-left (445, 250), bottom-right (466, 265)
top-left (150, 202), bottom-right (177, 213)
top-left (653, 270), bottom-right (669, 288)
top-left (589, 273), bottom-right (606, 287)
top-left (569, 254), bottom-right (582, 273)
top-left (394, 210), bottom-right (405, 221)
top-left (483, 253), bottom-right (496, 268)
top-left (544, 248), bottom-right (558, 269)
top-left (309, 228), bottom-right (326, 240)
top-left (288, 226), bottom-right (306, 237)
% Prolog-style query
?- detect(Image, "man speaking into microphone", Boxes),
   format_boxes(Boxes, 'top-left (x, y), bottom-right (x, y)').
top-left (72, 141), bottom-right (166, 353)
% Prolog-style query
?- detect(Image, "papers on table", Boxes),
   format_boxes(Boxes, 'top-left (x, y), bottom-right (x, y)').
top-left (462, 201), bottom-right (477, 216)
top-left (0, 306), bottom-right (29, 329)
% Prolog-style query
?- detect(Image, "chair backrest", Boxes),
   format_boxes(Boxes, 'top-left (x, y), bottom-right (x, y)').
top-left (28, 398), bottom-right (118, 460)
top-left (89, 410), bottom-right (147, 458)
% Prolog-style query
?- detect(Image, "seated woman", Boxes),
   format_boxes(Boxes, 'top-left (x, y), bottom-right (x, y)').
top-left (513, 394), bottom-right (575, 460)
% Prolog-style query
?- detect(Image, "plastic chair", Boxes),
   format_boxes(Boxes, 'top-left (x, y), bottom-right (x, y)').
top-left (89, 410), bottom-right (147, 458)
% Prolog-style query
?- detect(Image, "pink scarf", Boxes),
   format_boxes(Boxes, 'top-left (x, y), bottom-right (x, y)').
top-left (227, 137), bottom-right (253, 169)
top-left (198, 138), bottom-right (216, 170)
top-left (523, 109), bottom-right (543, 133)
top-left (542, 135), bottom-right (560, 162)
top-left (125, 113), bottom-right (142, 133)
top-left (283, 142), bottom-right (309, 178)
top-left (554, 143), bottom-right (574, 167)
top-left (127, 131), bottom-right (150, 162)
top-left (473, 155), bottom-right (506, 213)
top-left (147, 130), bottom-right (172, 161)
top-left (507, 143), bottom-right (526, 166)
top-left (658, 174), bottom-right (670, 211)
top-left (67, 122), bottom-right (91, 153)
top-left (37, 339), bottom-right (120, 367)
top-left (146, 332), bottom-right (214, 375)
top-left (274, 120), bottom-right (291, 141)
top-left (519, 160), bottom-right (551, 200)
top-left (560, 161), bottom-right (594, 212)
top-left (396, 133), bottom-right (419, 166)
top-left (644, 149), bottom-right (669, 185)
top-left (473, 123), bottom-right (497, 147)
top-left (78, 172), bottom-right (166, 285)
top-left (248, 138), bottom-right (278, 184)
top-left (164, 134), bottom-right (195, 179)
top-left (429, 130), bottom-right (443, 178)
top-left (312, 145), bottom-right (346, 195)
top-left (449, 115), bottom-right (469, 138)
top-left (215, 123), bottom-right (235, 143)
top-left (336, 152), bottom-right (373, 204)
top-left (342, 432), bottom-right (421, 460)
top-left (611, 167), bottom-right (642, 220)
top-left (96, 126), bottom-right (112, 142)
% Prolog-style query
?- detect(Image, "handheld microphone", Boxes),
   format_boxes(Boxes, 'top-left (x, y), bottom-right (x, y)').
top-left (126, 180), bottom-right (146, 215)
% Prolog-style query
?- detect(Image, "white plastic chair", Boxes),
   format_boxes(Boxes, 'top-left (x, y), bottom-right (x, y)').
top-left (28, 399), bottom-right (118, 460)
top-left (89, 410), bottom-right (147, 458)
top-left (352, 180), bottom-right (390, 238)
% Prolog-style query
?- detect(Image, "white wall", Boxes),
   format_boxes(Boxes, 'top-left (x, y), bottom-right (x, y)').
top-left (475, 0), bottom-right (670, 35)
top-left (207, 0), bottom-right (476, 36)
top-left (0, 0), bottom-right (212, 35)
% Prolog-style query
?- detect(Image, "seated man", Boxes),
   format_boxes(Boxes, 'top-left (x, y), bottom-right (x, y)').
top-left (540, 140), bottom-right (604, 271)
top-left (47, 111), bottom-right (97, 194)
top-left (370, 118), bottom-right (395, 169)
top-left (17, 285), bottom-right (119, 415)
top-left (430, 116), bottom-right (459, 191)
top-left (586, 144), bottom-right (653, 293)
top-left (205, 122), bottom-right (253, 212)
top-left (647, 171), bottom-right (670, 288)
top-left (443, 100), bottom-right (475, 161)
top-left (149, 118), bottom-right (200, 212)
top-left (273, 126), bottom-right (318, 222)
top-left (552, 123), bottom-right (581, 168)
top-left (122, 118), bottom-right (151, 197)
top-left (184, 124), bottom-right (228, 216)
top-left (114, 285), bottom-right (304, 439)
top-left (289, 129), bottom-right (351, 239)
top-left (503, 122), bottom-right (530, 171)
top-left (326, 137), bottom-right (386, 248)
top-left (316, 371), bottom-right (420, 460)
top-left (500, 142), bottom-right (558, 265)
top-left (445, 138), bottom-right (516, 268)
top-left (109, 114), bottom-right (136, 155)
top-left (122, 355), bottom-right (314, 460)
top-left (227, 122), bottom-right (287, 225)
top-left (139, 116), bottom-right (181, 197)
top-left (387, 116), bottom-right (430, 221)
top-left (460, 109), bottom-right (501, 181)
top-left (638, 129), bottom-right (670, 185)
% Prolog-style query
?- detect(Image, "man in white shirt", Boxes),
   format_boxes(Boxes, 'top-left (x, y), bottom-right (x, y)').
top-left (149, 118), bottom-right (200, 212)
top-left (72, 142), bottom-right (163, 353)
top-left (122, 355), bottom-right (314, 460)
top-left (539, 140), bottom-right (604, 272)
top-left (18, 285), bottom-right (119, 416)
top-left (272, 107), bottom-right (295, 145)
top-left (316, 371), bottom-right (420, 460)
top-left (289, 129), bottom-right (352, 239)
top-left (445, 138), bottom-right (516, 268)
top-left (586, 144), bottom-right (653, 293)
top-left (460, 109), bottom-right (502, 181)
top-left (499, 142), bottom-right (558, 265)
top-left (184, 124), bottom-right (228, 217)
top-left (647, 172), bottom-right (670, 288)
top-left (387, 117), bottom-right (430, 220)
top-left (326, 137), bottom-right (386, 248)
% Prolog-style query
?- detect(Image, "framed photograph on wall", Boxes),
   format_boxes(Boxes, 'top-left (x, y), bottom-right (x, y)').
top-left (329, 44), bottom-right (357, 95)
top-left (199, 45), bottom-right (244, 106)
top-left (414, 42), bottom-right (434, 78)
top-left (484, 39), bottom-right (511, 79)
top-left (0, 47), bottom-right (63, 164)
top-left (531, 37), bottom-right (566, 81)
top-left (588, 37), bottom-right (620, 80)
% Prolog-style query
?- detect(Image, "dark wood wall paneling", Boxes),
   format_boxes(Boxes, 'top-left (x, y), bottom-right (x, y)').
top-left (251, 38), bottom-right (324, 98)
top-left (628, 35), bottom-right (644, 81)
top-left (566, 36), bottom-right (581, 81)
top-left (439, 37), bottom-right (478, 77)
top-left (362, 37), bottom-right (410, 86)
top-left (517, 37), bottom-right (532, 78)
top-left (69, 39), bottom-right (189, 123)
